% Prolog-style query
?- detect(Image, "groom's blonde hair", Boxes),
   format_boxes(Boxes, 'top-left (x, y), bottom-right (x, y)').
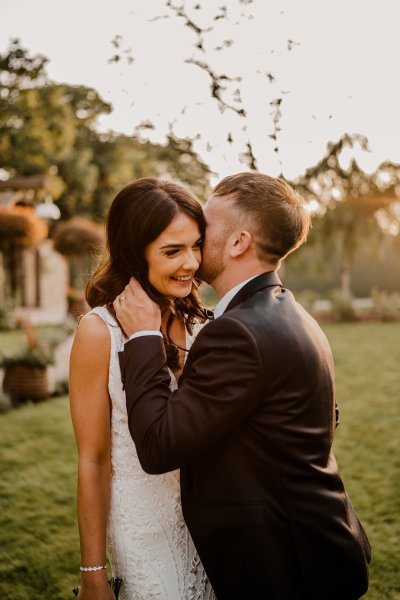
top-left (212, 172), bottom-right (310, 264)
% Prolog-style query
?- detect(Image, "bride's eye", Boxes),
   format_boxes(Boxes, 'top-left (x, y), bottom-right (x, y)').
top-left (165, 248), bottom-right (179, 257)
top-left (193, 239), bottom-right (203, 250)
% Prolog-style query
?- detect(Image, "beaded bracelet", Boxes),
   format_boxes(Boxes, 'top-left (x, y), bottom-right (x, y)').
top-left (80, 565), bottom-right (107, 572)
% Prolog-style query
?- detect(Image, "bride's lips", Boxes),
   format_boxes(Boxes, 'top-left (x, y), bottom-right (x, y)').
top-left (170, 274), bottom-right (194, 285)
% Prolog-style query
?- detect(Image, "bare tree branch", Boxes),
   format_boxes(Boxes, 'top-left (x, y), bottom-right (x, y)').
top-left (185, 58), bottom-right (246, 117)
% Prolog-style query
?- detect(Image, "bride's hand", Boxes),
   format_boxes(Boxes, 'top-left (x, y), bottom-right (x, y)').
top-left (77, 571), bottom-right (116, 600)
top-left (77, 583), bottom-right (116, 599)
top-left (113, 277), bottom-right (161, 337)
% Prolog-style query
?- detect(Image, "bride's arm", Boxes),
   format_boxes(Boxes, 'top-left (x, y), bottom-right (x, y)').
top-left (69, 316), bottom-right (115, 599)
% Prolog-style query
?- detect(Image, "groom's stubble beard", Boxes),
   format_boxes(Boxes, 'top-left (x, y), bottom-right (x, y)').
top-left (199, 194), bottom-right (237, 285)
top-left (198, 229), bottom-right (229, 285)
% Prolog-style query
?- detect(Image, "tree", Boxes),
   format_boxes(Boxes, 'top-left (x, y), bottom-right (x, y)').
top-left (290, 134), bottom-right (400, 297)
top-left (0, 39), bottom-right (112, 204)
top-left (0, 40), bottom-right (211, 220)
top-left (74, 131), bottom-right (211, 221)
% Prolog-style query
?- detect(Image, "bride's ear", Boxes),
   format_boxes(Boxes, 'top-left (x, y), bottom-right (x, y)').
top-left (228, 230), bottom-right (252, 258)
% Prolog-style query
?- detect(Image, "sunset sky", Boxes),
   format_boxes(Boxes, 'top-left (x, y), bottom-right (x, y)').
top-left (1, 0), bottom-right (400, 182)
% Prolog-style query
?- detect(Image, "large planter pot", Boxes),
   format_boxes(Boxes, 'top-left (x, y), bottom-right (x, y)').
top-left (3, 364), bottom-right (50, 406)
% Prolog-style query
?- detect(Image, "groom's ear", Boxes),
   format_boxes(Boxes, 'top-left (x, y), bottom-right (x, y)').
top-left (229, 230), bottom-right (252, 258)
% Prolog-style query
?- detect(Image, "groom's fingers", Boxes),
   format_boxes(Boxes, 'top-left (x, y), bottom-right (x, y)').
top-left (127, 277), bottom-right (145, 298)
top-left (122, 277), bottom-right (150, 304)
top-left (112, 276), bottom-right (161, 337)
top-left (125, 278), bottom-right (153, 307)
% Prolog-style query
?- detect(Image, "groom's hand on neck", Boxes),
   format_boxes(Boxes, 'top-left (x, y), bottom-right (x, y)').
top-left (113, 277), bottom-right (161, 338)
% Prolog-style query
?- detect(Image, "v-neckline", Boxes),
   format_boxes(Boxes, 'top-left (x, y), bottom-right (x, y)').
top-left (169, 326), bottom-right (191, 383)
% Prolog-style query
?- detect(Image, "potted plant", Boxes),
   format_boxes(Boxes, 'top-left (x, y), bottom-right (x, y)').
top-left (0, 299), bottom-right (16, 331)
top-left (0, 204), bottom-right (48, 300)
top-left (1, 321), bottom-right (55, 406)
top-left (53, 217), bottom-right (104, 319)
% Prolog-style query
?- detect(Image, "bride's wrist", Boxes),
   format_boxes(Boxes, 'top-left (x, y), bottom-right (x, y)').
top-left (81, 569), bottom-right (109, 588)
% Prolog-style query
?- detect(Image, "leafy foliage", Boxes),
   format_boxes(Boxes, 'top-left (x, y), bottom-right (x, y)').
top-left (0, 343), bottom-right (55, 368)
top-left (53, 217), bottom-right (104, 257)
top-left (0, 205), bottom-right (48, 302)
top-left (0, 205), bottom-right (48, 249)
top-left (291, 134), bottom-right (400, 296)
top-left (0, 320), bottom-right (55, 368)
top-left (0, 41), bottom-right (108, 178)
top-left (52, 217), bottom-right (105, 293)
top-left (0, 298), bottom-right (16, 331)
top-left (0, 40), bottom-right (210, 221)
top-left (74, 131), bottom-right (211, 221)
top-left (371, 288), bottom-right (400, 322)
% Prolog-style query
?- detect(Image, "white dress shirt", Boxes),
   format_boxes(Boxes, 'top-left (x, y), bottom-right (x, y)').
top-left (212, 275), bottom-right (258, 319)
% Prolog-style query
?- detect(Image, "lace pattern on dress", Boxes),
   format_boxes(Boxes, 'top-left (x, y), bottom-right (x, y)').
top-left (84, 307), bottom-right (215, 600)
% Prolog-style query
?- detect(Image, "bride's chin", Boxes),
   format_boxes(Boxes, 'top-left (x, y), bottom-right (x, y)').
top-left (160, 287), bottom-right (193, 300)
top-left (173, 286), bottom-right (193, 299)
top-left (174, 289), bottom-right (192, 299)
top-left (167, 279), bottom-right (193, 299)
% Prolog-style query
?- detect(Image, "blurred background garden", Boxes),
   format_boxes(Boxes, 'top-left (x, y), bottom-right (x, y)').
top-left (0, 1), bottom-right (399, 598)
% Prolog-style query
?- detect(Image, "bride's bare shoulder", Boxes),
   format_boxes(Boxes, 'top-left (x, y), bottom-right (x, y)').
top-left (71, 311), bottom-right (110, 361)
top-left (77, 311), bottom-right (109, 337)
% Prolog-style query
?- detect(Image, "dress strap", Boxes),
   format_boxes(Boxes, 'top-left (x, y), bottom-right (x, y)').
top-left (83, 306), bottom-right (126, 352)
top-left (86, 306), bottom-right (119, 327)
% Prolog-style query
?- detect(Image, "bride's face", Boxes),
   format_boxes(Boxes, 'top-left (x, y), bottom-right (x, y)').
top-left (144, 212), bottom-right (202, 298)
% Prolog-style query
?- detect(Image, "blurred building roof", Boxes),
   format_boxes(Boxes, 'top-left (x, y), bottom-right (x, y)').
top-left (0, 176), bottom-right (50, 207)
top-left (0, 175), bottom-right (49, 191)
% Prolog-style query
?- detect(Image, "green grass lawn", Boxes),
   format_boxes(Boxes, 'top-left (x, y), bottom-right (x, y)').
top-left (326, 323), bottom-right (400, 600)
top-left (0, 322), bottom-right (399, 599)
top-left (0, 396), bottom-right (79, 599)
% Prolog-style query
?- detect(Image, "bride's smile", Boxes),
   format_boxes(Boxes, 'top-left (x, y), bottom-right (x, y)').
top-left (144, 211), bottom-right (202, 298)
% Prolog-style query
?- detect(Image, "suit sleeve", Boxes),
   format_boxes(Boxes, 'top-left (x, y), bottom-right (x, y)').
top-left (123, 316), bottom-right (262, 474)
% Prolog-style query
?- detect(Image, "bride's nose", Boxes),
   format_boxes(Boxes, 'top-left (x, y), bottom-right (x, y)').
top-left (182, 249), bottom-right (200, 271)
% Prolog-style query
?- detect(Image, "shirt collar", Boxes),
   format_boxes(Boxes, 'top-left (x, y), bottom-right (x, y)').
top-left (213, 275), bottom-right (259, 319)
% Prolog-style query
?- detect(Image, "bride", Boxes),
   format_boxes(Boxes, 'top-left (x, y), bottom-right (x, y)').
top-left (69, 178), bottom-right (215, 599)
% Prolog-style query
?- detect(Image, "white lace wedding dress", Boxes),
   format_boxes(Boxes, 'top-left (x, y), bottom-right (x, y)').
top-left (87, 307), bottom-right (215, 600)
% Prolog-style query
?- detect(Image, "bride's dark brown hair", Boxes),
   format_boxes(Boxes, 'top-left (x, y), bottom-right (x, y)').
top-left (86, 177), bottom-right (206, 367)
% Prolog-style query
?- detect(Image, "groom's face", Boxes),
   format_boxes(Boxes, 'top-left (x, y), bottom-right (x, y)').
top-left (198, 195), bottom-right (232, 284)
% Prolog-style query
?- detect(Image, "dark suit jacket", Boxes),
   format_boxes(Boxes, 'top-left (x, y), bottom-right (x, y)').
top-left (122, 272), bottom-right (371, 600)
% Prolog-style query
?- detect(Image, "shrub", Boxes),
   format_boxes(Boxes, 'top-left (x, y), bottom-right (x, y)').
top-left (295, 289), bottom-right (321, 315)
top-left (371, 288), bottom-right (400, 322)
top-left (1, 344), bottom-right (55, 368)
top-left (0, 205), bottom-right (48, 250)
top-left (0, 320), bottom-right (55, 368)
top-left (0, 299), bottom-right (16, 331)
top-left (327, 289), bottom-right (357, 322)
top-left (53, 217), bottom-right (104, 257)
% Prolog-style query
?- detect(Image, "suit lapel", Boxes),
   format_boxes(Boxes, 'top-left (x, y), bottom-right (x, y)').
top-left (224, 271), bottom-right (282, 314)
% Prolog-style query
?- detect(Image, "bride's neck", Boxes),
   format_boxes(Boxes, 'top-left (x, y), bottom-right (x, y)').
top-left (161, 308), bottom-right (172, 331)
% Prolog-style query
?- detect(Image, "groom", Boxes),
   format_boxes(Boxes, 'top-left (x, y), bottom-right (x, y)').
top-left (114, 172), bottom-right (370, 599)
